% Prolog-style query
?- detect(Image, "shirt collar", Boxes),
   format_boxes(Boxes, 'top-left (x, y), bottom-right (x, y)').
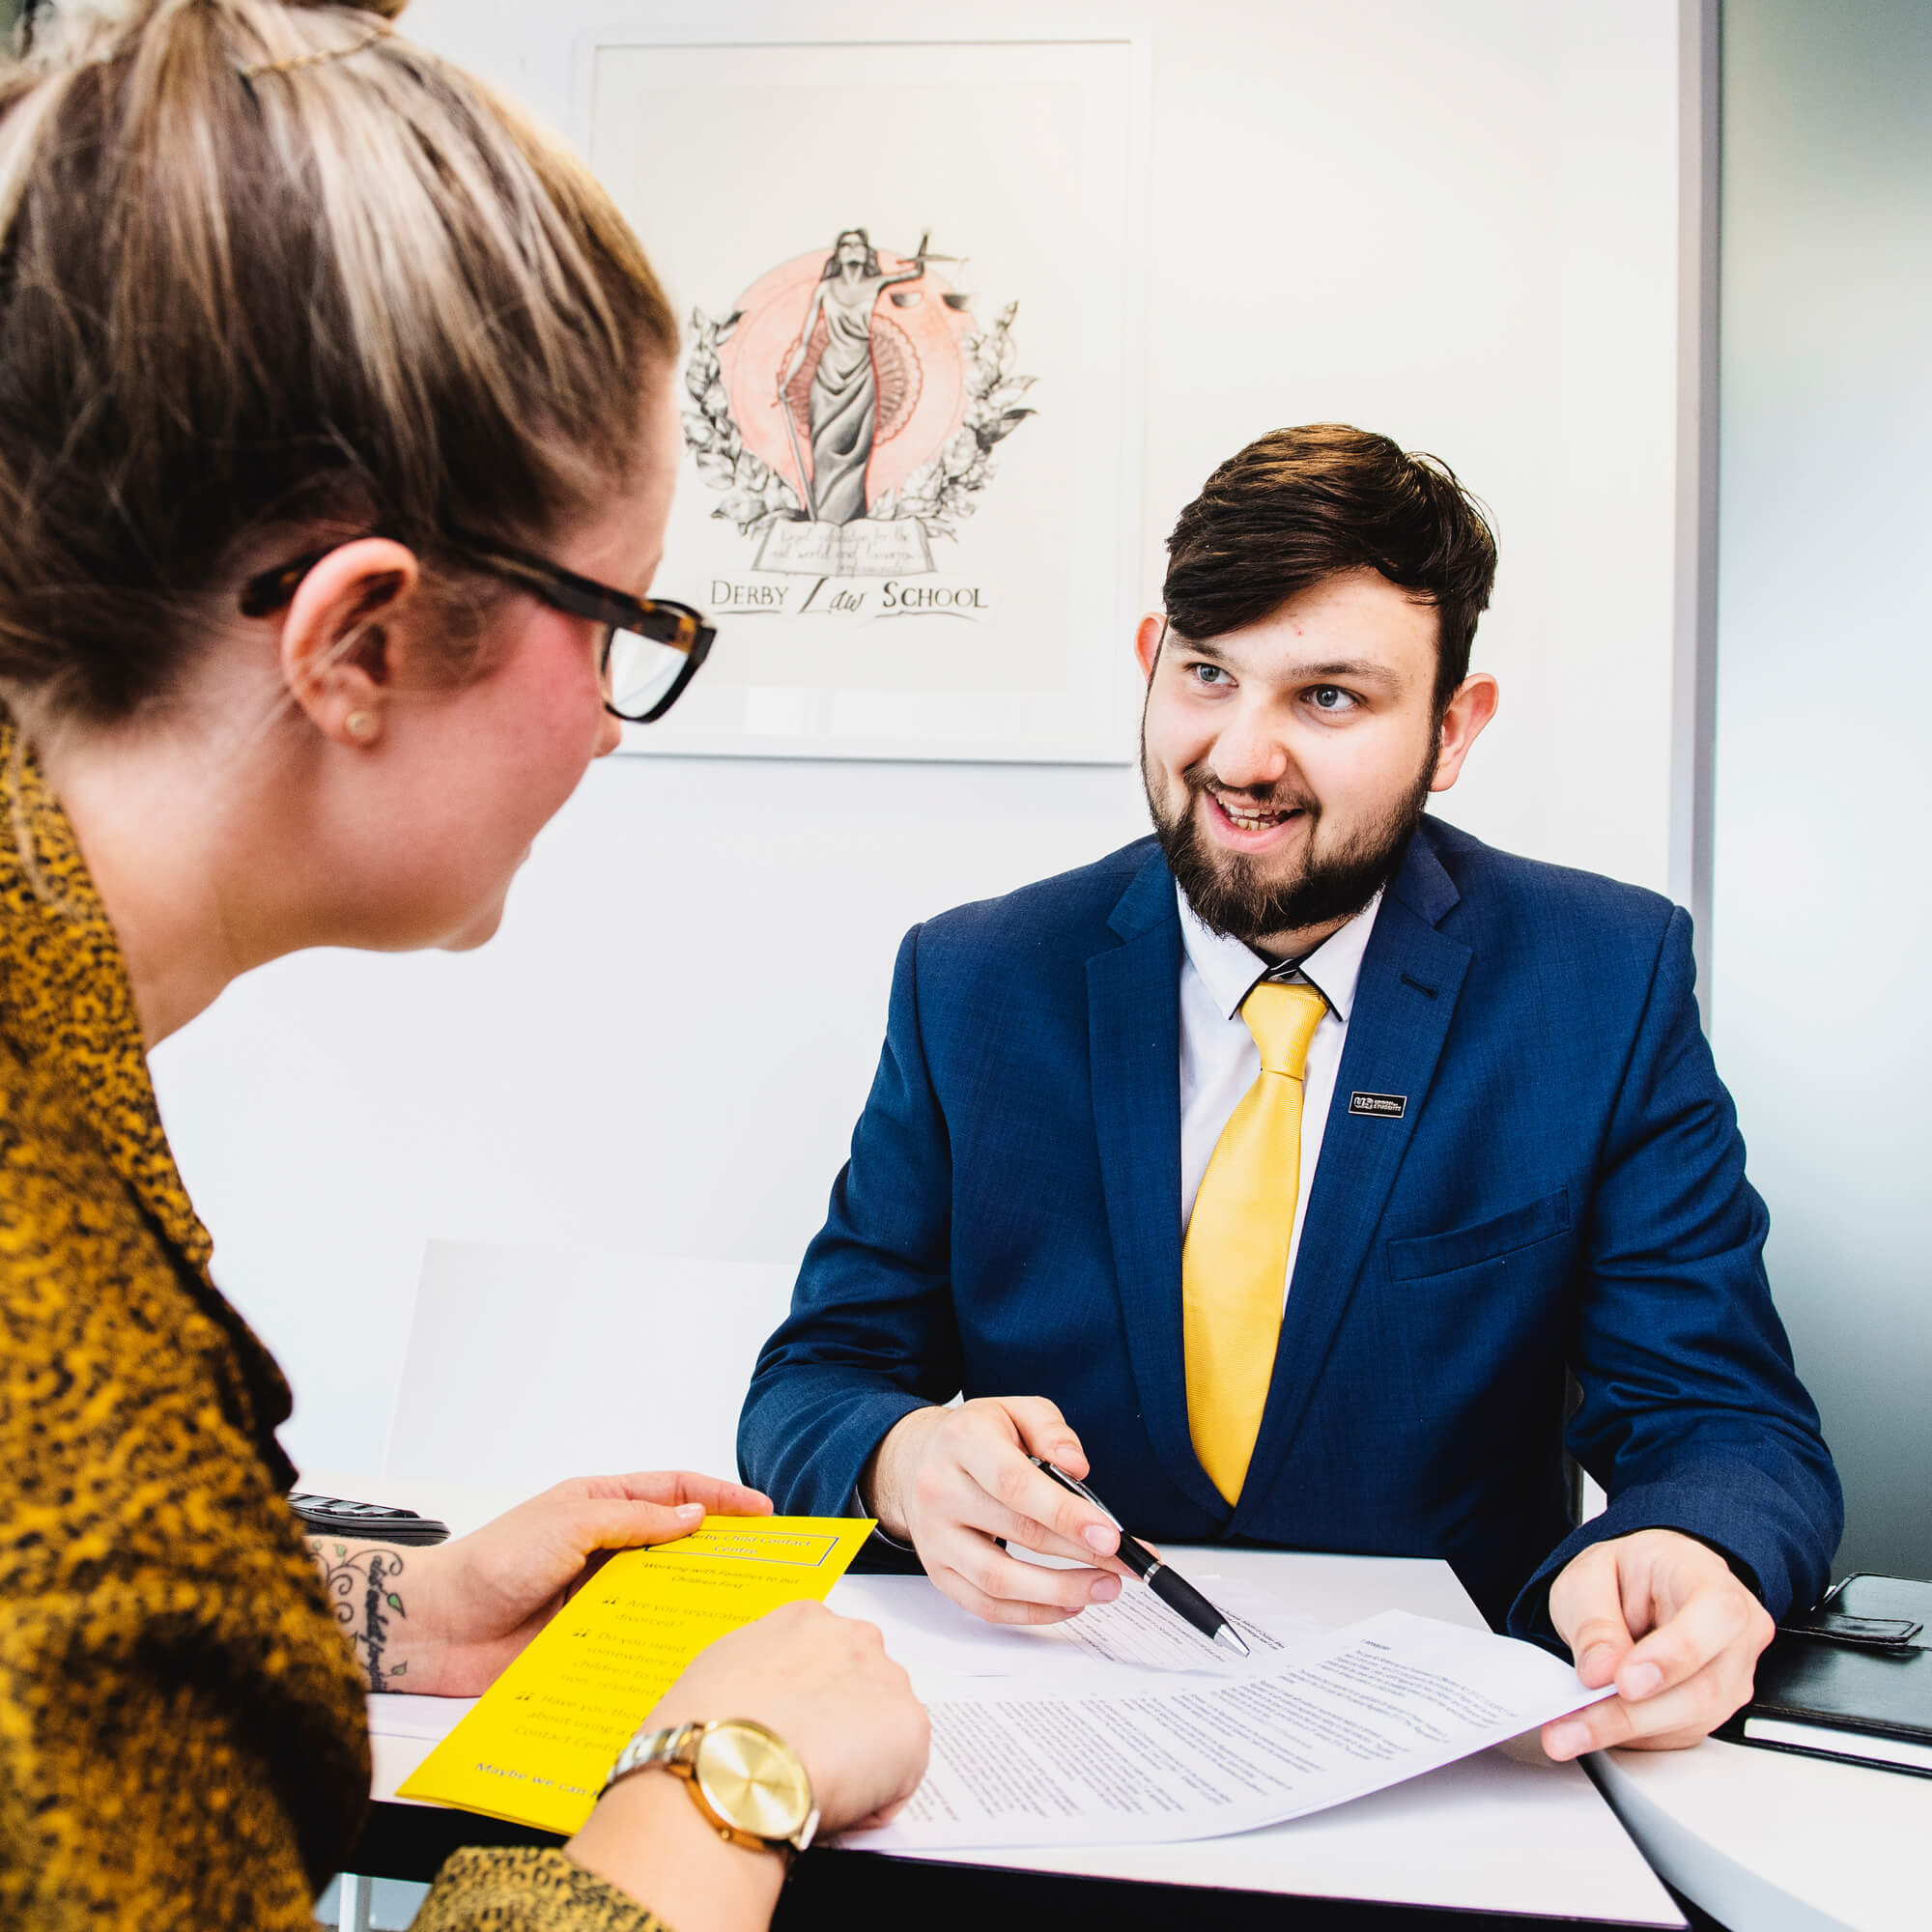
top-left (1176, 883), bottom-right (1383, 1024)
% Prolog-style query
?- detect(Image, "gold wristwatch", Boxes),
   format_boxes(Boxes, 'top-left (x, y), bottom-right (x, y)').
top-left (604, 1719), bottom-right (818, 1863)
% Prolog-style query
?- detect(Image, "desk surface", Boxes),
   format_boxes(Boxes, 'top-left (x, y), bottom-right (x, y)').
top-left (327, 1473), bottom-right (1932, 1931)
top-left (1594, 1738), bottom-right (1924, 1932)
top-left (329, 1474), bottom-right (1679, 1928)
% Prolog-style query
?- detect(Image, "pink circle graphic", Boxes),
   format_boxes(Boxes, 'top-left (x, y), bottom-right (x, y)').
top-left (717, 247), bottom-right (972, 512)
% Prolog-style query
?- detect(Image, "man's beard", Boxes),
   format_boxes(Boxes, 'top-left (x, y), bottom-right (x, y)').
top-left (1145, 747), bottom-right (1435, 952)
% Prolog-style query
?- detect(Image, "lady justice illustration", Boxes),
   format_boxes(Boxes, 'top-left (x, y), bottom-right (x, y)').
top-left (681, 226), bottom-right (1036, 576)
top-left (777, 229), bottom-right (928, 524)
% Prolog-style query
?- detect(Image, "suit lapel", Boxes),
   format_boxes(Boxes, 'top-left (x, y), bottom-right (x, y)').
top-left (1231, 829), bottom-right (1472, 1532)
top-left (1088, 851), bottom-right (1229, 1518)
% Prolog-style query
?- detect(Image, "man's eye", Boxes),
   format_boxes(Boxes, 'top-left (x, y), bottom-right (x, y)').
top-left (1188, 663), bottom-right (1230, 687)
top-left (1308, 685), bottom-right (1355, 712)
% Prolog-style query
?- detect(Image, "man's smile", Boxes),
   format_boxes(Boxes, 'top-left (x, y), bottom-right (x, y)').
top-left (1199, 787), bottom-right (1312, 856)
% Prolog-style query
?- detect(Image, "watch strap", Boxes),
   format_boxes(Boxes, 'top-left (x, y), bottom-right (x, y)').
top-left (603, 1719), bottom-right (814, 1861)
top-left (606, 1720), bottom-right (699, 1788)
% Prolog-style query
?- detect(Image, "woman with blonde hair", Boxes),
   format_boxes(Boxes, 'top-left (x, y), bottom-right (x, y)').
top-left (0, 2), bottom-right (927, 1926)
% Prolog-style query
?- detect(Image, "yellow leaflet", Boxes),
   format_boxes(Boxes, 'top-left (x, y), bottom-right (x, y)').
top-left (397, 1515), bottom-right (873, 1835)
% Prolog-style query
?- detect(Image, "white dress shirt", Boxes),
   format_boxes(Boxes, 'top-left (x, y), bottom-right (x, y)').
top-left (1177, 887), bottom-right (1383, 1310)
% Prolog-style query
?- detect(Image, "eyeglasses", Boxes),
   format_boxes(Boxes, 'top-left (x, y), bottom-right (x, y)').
top-left (239, 531), bottom-right (717, 724)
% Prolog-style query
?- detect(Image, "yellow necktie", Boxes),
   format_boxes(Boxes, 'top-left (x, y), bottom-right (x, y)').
top-left (1183, 980), bottom-right (1328, 1505)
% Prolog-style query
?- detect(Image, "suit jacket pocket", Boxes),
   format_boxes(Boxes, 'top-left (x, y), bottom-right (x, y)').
top-left (1385, 1188), bottom-right (1572, 1282)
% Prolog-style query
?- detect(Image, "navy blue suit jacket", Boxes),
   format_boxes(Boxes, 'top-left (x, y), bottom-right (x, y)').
top-left (739, 822), bottom-right (1840, 1635)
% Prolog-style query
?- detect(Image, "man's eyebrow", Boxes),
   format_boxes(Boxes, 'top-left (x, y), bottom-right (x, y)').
top-left (1283, 658), bottom-right (1403, 687)
top-left (1171, 639), bottom-right (1405, 688)
top-left (1168, 633), bottom-right (1231, 663)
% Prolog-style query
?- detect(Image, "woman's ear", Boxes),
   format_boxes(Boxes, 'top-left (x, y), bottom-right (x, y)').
top-left (274, 539), bottom-right (421, 749)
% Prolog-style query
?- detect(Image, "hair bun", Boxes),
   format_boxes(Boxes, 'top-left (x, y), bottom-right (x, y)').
top-left (282, 0), bottom-right (411, 17)
top-left (19, 0), bottom-right (411, 43)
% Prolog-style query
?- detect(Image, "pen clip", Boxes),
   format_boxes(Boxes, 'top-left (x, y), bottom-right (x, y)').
top-left (1029, 1456), bottom-right (1122, 1530)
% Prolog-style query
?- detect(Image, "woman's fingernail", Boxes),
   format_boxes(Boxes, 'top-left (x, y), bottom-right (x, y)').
top-left (1622, 1662), bottom-right (1662, 1700)
top-left (1091, 1574), bottom-right (1122, 1603)
top-left (1083, 1523), bottom-right (1118, 1553)
top-left (675, 1503), bottom-right (704, 1521)
top-left (1546, 1721), bottom-right (1592, 1759)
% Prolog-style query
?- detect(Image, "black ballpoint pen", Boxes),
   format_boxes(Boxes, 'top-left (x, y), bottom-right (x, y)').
top-left (1031, 1457), bottom-right (1250, 1658)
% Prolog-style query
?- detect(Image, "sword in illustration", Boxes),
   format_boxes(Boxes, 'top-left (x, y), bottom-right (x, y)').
top-left (773, 374), bottom-right (816, 522)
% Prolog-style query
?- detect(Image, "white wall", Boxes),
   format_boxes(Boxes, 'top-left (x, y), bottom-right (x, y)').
top-left (1711, 0), bottom-right (1932, 1577)
top-left (148, 0), bottom-right (1693, 1477)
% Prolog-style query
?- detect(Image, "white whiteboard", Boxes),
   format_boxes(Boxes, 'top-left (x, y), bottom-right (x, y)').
top-left (384, 1243), bottom-right (795, 1489)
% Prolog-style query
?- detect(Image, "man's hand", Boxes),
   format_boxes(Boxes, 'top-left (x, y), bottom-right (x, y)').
top-left (864, 1398), bottom-right (1132, 1625)
top-left (1541, 1528), bottom-right (1776, 1760)
top-left (312, 1470), bottom-right (772, 1695)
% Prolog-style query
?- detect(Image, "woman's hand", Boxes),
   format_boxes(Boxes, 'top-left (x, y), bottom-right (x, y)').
top-left (567, 1601), bottom-right (930, 1928)
top-left (643, 1601), bottom-right (931, 1833)
top-left (309, 1470), bottom-right (771, 1696)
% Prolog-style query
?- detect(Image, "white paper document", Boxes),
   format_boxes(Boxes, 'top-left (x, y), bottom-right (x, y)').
top-left (365, 1692), bottom-right (475, 1742)
top-left (1033, 1575), bottom-right (1295, 1674)
top-left (835, 1569), bottom-right (1312, 1689)
top-left (845, 1609), bottom-right (1613, 1851)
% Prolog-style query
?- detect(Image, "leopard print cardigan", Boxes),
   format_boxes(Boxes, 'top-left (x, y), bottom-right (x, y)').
top-left (0, 717), bottom-right (661, 1931)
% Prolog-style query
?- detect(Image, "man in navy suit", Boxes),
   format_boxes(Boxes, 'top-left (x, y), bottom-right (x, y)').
top-left (740, 425), bottom-right (1839, 1757)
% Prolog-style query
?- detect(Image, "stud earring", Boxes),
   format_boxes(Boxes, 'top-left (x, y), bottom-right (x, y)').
top-left (345, 710), bottom-right (378, 742)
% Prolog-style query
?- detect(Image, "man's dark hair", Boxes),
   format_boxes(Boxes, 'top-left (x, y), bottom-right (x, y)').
top-left (1162, 424), bottom-right (1499, 717)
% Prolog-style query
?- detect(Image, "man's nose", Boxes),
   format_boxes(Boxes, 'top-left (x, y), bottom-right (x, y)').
top-left (1208, 703), bottom-right (1292, 791)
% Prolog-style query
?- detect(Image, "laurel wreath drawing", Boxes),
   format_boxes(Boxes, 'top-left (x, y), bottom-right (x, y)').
top-left (681, 313), bottom-right (802, 534)
top-left (681, 300), bottom-right (1037, 544)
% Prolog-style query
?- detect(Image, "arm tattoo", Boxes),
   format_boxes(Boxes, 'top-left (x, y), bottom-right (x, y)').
top-left (311, 1541), bottom-right (410, 1691)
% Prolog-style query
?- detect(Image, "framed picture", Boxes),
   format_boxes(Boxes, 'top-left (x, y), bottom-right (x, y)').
top-left (578, 18), bottom-right (1149, 763)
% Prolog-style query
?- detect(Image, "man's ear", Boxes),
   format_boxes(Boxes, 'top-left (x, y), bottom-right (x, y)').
top-left (274, 539), bottom-right (421, 748)
top-left (1431, 671), bottom-right (1500, 792)
top-left (1134, 611), bottom-right (1167, 682)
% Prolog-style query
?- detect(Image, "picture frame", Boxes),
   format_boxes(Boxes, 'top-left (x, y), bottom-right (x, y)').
top-left (576, 14), bottom-right (1151, 764)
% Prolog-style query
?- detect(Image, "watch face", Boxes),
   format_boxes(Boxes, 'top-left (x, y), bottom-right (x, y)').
top-left (695, 1720), bottom-right (813, 1842)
